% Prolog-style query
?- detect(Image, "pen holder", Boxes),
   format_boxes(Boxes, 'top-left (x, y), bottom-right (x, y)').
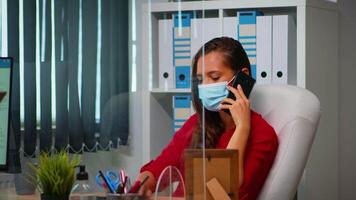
top-left (106, 193), bottom-right (144, 200)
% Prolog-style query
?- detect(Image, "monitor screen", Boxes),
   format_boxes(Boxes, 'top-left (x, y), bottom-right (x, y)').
top-left (0, 57), bottom-right (12, 170)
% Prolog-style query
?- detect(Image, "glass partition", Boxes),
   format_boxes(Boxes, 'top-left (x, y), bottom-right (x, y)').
top-left (140, 0), bottom-right (244, 199)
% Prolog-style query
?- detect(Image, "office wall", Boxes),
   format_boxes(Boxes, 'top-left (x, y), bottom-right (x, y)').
top-left (303, 5), bottom-right (339, 200)
top-left (338, 0), bottom-right (356, 200)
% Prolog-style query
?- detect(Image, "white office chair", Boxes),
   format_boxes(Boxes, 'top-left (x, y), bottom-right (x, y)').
top-left (249, 84), bottom-right (321, 200)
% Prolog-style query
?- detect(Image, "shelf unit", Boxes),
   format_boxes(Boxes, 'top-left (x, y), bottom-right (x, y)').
top-left (151, 88), bottom-right (191, 93)
top-left (138, 1), bottom-right (338, 199)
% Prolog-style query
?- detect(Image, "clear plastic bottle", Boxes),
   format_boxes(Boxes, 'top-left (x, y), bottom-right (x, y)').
top-left (70, 165), bottom-right (97, 200)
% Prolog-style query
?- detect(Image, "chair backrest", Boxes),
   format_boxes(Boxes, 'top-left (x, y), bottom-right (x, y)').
top-left (249, 84), bottom-right (321, 200)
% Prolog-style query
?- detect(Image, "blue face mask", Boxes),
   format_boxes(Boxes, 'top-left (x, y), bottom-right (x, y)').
top-left (198, 81), bottom-right (229, 112)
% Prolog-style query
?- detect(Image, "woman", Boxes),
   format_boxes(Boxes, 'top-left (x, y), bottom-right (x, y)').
top-left (136, 37), bottom-right (278, 200)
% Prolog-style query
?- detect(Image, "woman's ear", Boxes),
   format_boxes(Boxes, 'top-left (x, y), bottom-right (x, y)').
top-left (241, 67), bottom-right (250, 75)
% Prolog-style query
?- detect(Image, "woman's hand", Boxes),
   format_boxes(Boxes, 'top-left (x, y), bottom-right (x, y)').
top-left (135, 171), bottom-right (155, 197)
top-left (220, 84), bottom-right (251, 131)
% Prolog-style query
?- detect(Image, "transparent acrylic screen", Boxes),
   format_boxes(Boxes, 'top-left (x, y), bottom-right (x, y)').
top-left (142, 1), bottom-right (239, 199)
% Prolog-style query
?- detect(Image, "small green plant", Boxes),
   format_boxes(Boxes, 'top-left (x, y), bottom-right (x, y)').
top-left (28, 150), bottom-right (81, 197)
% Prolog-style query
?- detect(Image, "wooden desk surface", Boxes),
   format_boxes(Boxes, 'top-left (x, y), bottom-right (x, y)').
top-left (0, 188), bottom-right (39, 200)
top-left (0, 188), bottom-right (106, 200)
top-left (0, 188), bottom-right (185, 200)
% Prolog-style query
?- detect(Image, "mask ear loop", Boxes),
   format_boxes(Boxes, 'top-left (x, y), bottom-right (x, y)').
top-left (227, 75), bottom-right (236, 87)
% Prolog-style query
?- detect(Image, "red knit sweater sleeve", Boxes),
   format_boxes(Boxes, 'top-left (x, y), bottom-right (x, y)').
top-left (239, 113), bottom-right (279, 200)
top-left (140, 114), bottom-right (198, 180)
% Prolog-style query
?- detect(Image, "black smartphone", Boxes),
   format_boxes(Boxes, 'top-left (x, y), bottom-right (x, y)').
top-left (223, 71), bottom-right (256, 113)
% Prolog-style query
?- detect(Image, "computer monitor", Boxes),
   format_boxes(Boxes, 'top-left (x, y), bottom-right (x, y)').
top-left (0, 57), bottom-right (13, 171)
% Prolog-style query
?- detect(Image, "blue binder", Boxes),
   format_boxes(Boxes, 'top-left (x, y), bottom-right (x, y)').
top-left (237, 11), bottom-right (263, 80)
top-left (173, 95), bottom-right (192, 133)
top-left (173, 13), bottom-right (192, 88)
top-left (175, 66), bottom-right (190, 89)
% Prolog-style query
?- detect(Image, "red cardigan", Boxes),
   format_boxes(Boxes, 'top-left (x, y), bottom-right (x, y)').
top-left (140, 110), bottom-right (278, 200)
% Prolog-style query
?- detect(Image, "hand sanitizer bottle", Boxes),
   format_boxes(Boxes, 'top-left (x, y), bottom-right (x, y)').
top-left (70, 165), bottom-right (97, 200)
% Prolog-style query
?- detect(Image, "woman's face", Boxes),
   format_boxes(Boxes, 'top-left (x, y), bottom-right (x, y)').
top-left (196, 51), bottom-right (235, 85)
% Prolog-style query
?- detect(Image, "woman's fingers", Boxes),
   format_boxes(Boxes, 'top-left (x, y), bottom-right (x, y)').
top-left (220, 98), bottom-right (249, 110)
top-left (221, 85), bottom-right (250, 114)
top-left (138, 185), bottom-right (152, 197)
top-left (138, 187), bottom-right (144, 196)
top-left (220, 101), bottom-right (244, 111)
top-left (220, 104), bottom-right (232, 110)
top-left (229, 84), bottom-right (249, 104)
top-left (221, 98), bottom-right (235, 105)
top-left (145, 189), bottom-right (152, 197)
top-left (228, 84), bottom-right (248, 102)
top-left (227, 85), bottom-right (242, 100)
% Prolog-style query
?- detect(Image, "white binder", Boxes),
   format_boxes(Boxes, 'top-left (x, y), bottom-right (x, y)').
top-left (159, 19), bottom-right (174, 89)
top-left (256, 16), bottom-right (272, 84)
top-left (190, 18), bottom-right (220, 59)
top-left (272, 15), bottom-right (296, 84)
top-left (222, 17), bottom-right (237, 39)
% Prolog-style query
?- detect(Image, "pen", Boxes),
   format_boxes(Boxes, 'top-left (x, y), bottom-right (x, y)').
top-left (116, 182), bottom-right (125, 194)
top-left (123, 176), bottom-right (128, 194)
top-left (116, 176), bottom-right (128, 194)
top-left (120, 170), bottom-right (126, 183)
top-left (98, 170), bottom-right (115, 193)
top-left (125, 177), bottom-right (132, 192)
top-left (137, 176), bottom-right (149, 192)
top-left (129, 176), bottom-right (149, 193)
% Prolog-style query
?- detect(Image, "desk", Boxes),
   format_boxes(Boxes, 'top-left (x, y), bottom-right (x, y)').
top-left (0, 188), bottom-right (39, 200)
top-left (0, 188), bottom-right (185, 200)
top-left (0, 188), bottom-right (107, 200)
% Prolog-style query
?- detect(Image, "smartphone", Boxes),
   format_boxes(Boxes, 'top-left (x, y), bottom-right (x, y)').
top-left (223, 71), bottom-right (256, 113)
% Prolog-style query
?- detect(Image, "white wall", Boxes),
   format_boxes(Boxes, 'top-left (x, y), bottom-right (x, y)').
top-left (338, 0), bottom-right (356, 200)
top-left (300, 4), bottom-right (339, 200)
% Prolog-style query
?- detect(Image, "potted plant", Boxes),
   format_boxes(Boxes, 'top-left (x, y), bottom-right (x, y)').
top-left (28, 150), bottom-right (81, 200)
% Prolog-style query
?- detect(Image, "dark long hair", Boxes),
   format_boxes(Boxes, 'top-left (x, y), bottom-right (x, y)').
top-left (191, 37), bottom-right (251, 148)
